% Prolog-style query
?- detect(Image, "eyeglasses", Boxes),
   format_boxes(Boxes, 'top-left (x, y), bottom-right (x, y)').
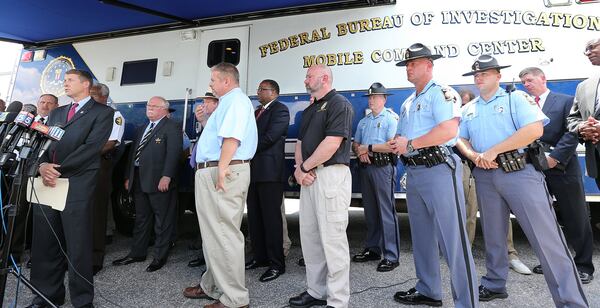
top-left (257, 87), bottom-right (274, 92)
top-left (584, 42), bottom-right (600, 54)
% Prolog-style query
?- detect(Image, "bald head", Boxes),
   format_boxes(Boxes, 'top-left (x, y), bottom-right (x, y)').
top-left (91, 83), bottom-right (110, 104)
top-left (304, 65), bottom-right (333, 100)
top-left (585, 38), bottom-right (600, 66)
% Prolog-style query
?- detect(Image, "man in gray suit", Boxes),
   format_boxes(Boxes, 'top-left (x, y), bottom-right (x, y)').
top-left (112, 96), bottom-right (182, 273)
top-left (567, 38), bottom-right (600, 188)
top-left (30, 69), bottom-right (114, 308)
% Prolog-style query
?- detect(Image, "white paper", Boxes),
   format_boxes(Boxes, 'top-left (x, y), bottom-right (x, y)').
top-left (26, 177), bottom-right (69, 211)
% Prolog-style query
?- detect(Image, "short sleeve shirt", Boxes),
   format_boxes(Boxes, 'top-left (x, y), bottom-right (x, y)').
top-left (397, 80), bottom-right (462, 147)
top-left (354, 107), bottom-right (398, 145)
top-left (195, 87), bottom-right (258, 162)
top-left (460, 88), bottom-right (549, 153)
top-left (298, 89), bottom-right (354, 165)
top-left (109, 110), bottom-right (125, 145)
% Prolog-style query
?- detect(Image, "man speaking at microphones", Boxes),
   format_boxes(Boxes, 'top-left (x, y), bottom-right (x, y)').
top-left (27, 69), bottom-right (113, 308)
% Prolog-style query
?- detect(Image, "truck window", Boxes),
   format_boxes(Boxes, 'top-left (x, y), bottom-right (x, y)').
top-left (207, 39), bottom-right (240, 67)
top-left (121, 58), bottom-right (158, 85)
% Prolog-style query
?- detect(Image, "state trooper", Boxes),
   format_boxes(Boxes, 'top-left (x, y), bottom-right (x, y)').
top-left (456, 55), bottom-right (588, 307)
top-left (352, 82), bottom-right (401, 272)
top-left (389, 43), bottom-right (478, 308)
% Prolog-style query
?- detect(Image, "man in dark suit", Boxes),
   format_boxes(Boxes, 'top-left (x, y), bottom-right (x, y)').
top-left (112, 96), bottom-right (182, 273)
top-left (520, 67), bottom-right (595, 284)
top-left (30, 69), bottom-right (113, 308)
top-left (245, 79), bottom-right (290, 282)
top-left (567, 38), bottom-right (600, 189)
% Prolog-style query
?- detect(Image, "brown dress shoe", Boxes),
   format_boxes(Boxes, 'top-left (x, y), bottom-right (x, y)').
top-left (204, 300), bottom-right (248, 308)
top-left (183, 284), bottom-right (213, 299)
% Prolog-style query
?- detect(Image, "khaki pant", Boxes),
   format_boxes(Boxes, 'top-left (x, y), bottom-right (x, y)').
top-left (196, 163), bottom-right (250, 307)
top-left (300, 164), bottom-right (351, 308)
top-left (463, 162), bottom-right (518, 259)
top-left (282, 197), bottom-right (292, 257)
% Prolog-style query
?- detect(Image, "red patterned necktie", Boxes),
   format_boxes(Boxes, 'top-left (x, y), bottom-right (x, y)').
top-left (67, 103), bottom-right (79, 121)
top-left (534, 96), bottom-right (540, 108)
top-left (255, 106), bottom-right (265, 119)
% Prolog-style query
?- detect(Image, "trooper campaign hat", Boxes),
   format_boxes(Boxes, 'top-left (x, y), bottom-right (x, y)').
top-left (363, 82), bottom-right (393, 96)
top-left (197, 88), bottom-right (217, 100)
top-left (395, 43), bottom-right (443, 66)
top-left (462, 55), bottom-right (511, 76)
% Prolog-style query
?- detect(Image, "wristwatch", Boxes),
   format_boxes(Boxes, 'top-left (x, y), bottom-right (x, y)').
top-left (406, 140), bottom-right (415, 152)
top-left (368, 144), bottom-right (373, 154)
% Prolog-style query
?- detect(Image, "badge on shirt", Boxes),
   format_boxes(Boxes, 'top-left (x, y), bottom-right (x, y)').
top-left (115, 116), bottom-right (123, 125)
top-left (155, 137), bottom-right (162, 144)
top-left (318, 101), bottom-right (328, 112)
top-left (494, 105), bottom-right (504, 113)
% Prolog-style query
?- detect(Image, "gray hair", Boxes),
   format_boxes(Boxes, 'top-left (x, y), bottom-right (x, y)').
top-left (211, 62), bottom-right (240, 84)
top-left (149, 96), bottom-right (170, 108)
top-left (518, 67), bottom-right (545, 78)
top-left (92, 83), bottom-right (110, 97)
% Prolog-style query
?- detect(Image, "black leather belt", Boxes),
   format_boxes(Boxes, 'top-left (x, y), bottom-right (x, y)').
top-left (196, 159), bottom-right (249, 170)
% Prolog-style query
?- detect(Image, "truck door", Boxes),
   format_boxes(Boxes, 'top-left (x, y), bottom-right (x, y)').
top-left (196, 26), bottom-right (250, 93)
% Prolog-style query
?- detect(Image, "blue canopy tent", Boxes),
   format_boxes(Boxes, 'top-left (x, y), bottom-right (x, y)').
top-left (0, 0), bottom-right (391, 48)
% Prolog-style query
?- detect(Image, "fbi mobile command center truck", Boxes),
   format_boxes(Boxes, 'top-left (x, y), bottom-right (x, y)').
top-left (4, 0), bottom-right (600, 231)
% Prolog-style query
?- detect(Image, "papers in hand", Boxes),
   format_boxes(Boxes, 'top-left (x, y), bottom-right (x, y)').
top-left (26, 177), bottom-right (69, 211)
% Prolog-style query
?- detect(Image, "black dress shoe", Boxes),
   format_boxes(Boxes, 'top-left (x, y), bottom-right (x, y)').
top-left (188, 255), bottom-right (206, 267)
top-left (394, 288), bottom-right (442, 306)
top-left (297, 257), bottom-right (305, 267)
top-left (352, 249), bottom-right (381, 263)
top-left (478, 285), bottom-right (508, 302)
top-left (532, 264), bottom-right (543, 274)
top-left (146, 259), bottom-right (166, 272)
top-left (112, 256), bottom-right (146, 266)
top-left (579, 271), bottom-right (594, 284)
top-left (289, 291), bottom-right (326, 308)
top-left (259, 268), bottom-right (285, 282)
top-left (93, 265), bottom-right (103, 275)
top-left (376, 259), bottom-right (399, 272)
top-left (245, 259), bottom-right (268, 270)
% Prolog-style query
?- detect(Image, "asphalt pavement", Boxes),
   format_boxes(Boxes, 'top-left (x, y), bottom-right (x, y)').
top-left (3, 200), bottom-right (600, 307)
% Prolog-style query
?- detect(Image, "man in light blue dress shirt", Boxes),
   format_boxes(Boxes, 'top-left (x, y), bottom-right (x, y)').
top-left (182, 63), bottom-right (257, 308)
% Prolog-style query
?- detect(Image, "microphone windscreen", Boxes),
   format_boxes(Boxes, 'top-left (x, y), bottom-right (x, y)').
top-left (21, 104), bottom-right (37, 116)
top-left (6, 101), bottom-right (23, 112)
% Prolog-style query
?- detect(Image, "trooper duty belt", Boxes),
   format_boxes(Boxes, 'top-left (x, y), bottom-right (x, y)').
top-left (400, 146), bottom-right (451, 168)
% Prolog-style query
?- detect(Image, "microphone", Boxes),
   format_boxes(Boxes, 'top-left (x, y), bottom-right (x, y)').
top-left (0, 101), bottom-right (23, 139)
top-left (37, 126), bottom-right (64, 159)
top-left (6, 101), bottom-right (23, 113)
top-left (0, 111), bottom-right (36, 152)
top-left (505, 79), bottom-right (516, 93)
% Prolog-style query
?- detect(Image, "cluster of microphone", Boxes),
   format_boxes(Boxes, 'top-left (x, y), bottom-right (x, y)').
top-left (0, 101), bottom-right (65, 177)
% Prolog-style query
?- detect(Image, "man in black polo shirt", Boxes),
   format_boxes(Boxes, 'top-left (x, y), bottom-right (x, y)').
top-left (288, 64), bottom-right (354, 308)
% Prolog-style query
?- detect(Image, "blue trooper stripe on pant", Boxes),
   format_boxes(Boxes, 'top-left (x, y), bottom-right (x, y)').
top-left (473, 165), bottom-right (589, 308)
top-left (405, 154), bottom-right (478, 308)
top-left (360, 163), bottom-right (400, 261)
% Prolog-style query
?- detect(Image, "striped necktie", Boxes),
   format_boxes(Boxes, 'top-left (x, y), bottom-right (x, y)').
top-left (135, 122), bottom-right (155, 165)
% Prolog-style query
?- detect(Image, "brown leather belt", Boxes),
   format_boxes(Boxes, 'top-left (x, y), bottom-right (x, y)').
top-left (196, 159), bottom-right (249, 170)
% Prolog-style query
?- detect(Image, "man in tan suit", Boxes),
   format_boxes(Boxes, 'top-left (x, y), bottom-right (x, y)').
top-left (567, 38), bottom-right (600, 189)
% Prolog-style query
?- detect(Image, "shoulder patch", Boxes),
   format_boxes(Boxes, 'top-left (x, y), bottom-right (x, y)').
top-left (386, 108), bottom-right (400, 121)
top-left (517, 91), bottom-right (537, 105)
top-left (115, 116), bottom-right (123, 125)
top-left (440, 85), bottom-right (459, 103)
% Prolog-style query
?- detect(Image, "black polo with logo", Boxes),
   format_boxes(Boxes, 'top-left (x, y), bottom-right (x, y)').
top-left (298, 89), bottom-right (354, 165)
